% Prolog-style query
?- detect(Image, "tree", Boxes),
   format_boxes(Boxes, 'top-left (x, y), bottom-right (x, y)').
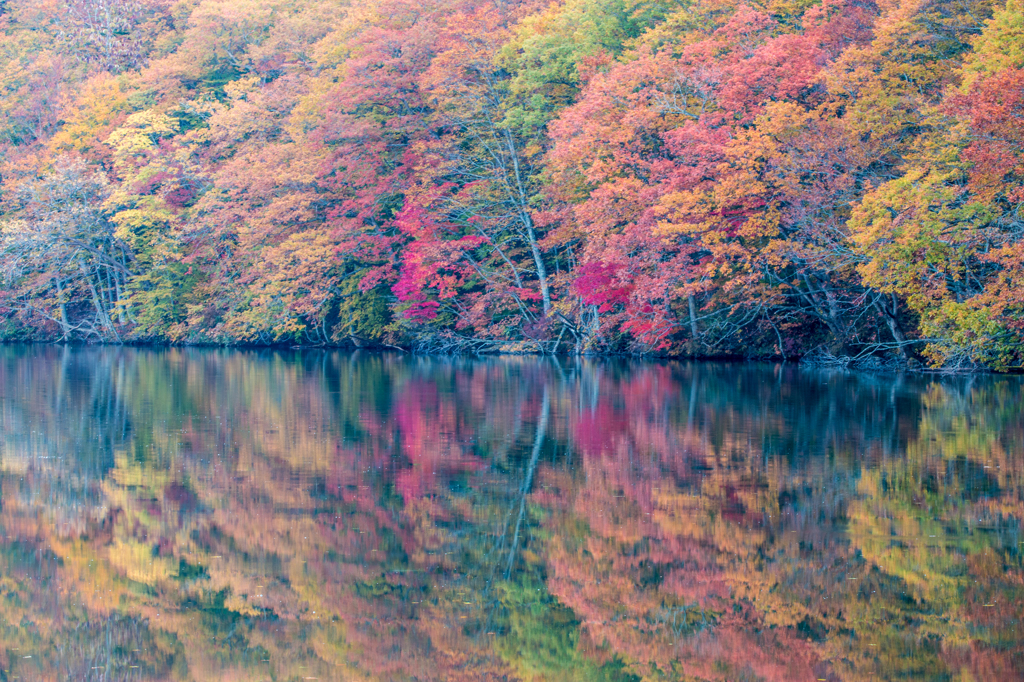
top-left (0, 157), bottom-right (132, 339)
top-left (850, 0), bottom-right (1024, 369)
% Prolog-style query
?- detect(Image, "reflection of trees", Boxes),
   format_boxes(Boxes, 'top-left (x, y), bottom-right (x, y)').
top-left (0, 347), bottom-right (1021, 680)
top-left (540, 363), bottom-right (1024, 681)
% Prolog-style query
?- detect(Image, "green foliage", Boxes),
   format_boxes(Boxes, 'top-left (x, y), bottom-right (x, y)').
top-left (330, 277), bottom-right (396, 344)
top-left (499, 0), bottom-right (668, 134)
top-left (494, 578), bottom-right (640, 682)
top-left (959, 0), bottom-right (1024, 87)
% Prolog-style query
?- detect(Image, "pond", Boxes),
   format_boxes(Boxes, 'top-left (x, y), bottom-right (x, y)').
top-left (1, 345), bottom-right (1022, 681)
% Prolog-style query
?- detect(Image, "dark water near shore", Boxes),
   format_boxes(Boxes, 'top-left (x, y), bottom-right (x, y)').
top-left (1, 345), bottom-right (1022, 681)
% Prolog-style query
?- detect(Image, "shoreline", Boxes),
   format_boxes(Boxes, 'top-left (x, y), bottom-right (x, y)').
top-left (1, 338), bottom-right (1015, 374)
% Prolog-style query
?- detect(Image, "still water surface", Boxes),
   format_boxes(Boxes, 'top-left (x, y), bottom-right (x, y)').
top-left (1, 345), bottom-right (1022, 681)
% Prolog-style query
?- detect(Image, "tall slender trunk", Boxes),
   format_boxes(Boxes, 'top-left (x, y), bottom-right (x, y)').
top-left (113, 275), bottom-right (126, 324)
top-left (688, 294), bottom-right (699, 339)
top-left (81, 262), bottom-right (119, 341)
top-left (54, 275), bottom-right (71, 339)
top-left (874, 294), bottom-right (910, 361)
top-left (522, 211), bottom-right (551, 316)
top-left (504, 129), bottom-right (551, 315)
top-left (800, 272), bottom-right (852, 353)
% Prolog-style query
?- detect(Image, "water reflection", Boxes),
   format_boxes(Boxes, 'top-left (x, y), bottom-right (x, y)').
top-left (1, 346), bottom-right (1022, 681)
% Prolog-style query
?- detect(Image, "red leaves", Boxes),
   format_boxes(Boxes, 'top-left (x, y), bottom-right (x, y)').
top-left (573, 262), bottom-right (631, 312)
top-left (393, 223), bottom-right (485, 321)
top-left (946, 68), bottom-right (1024, 203)
top-left (0, 0), bottom-right (1020, 360)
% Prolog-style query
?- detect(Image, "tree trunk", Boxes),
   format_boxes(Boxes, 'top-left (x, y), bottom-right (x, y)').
top-left (688, 294), bottom-right (699, 339)
top-left (874, 295), bottom-right (910, 361)
top-left (55, 275), bottom-right (71, 340)
top-left (81, 262), bottom-right (119, 341)
top-left (504, 129), bottom-right (551, 316)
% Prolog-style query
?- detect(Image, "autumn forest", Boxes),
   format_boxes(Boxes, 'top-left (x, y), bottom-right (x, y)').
top-left (0, 0), bottom-right (1022, 369)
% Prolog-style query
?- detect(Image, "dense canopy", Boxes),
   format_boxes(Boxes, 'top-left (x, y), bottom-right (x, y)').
top-left (1, 0), bottom-right (1022, 369)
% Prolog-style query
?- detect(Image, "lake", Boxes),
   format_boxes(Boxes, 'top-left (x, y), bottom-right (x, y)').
top-left (1, 345), bottom-right (1022, 681)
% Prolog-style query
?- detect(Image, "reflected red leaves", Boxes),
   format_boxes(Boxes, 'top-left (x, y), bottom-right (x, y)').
top-left (0, 350), bottom-right (1022, 679)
